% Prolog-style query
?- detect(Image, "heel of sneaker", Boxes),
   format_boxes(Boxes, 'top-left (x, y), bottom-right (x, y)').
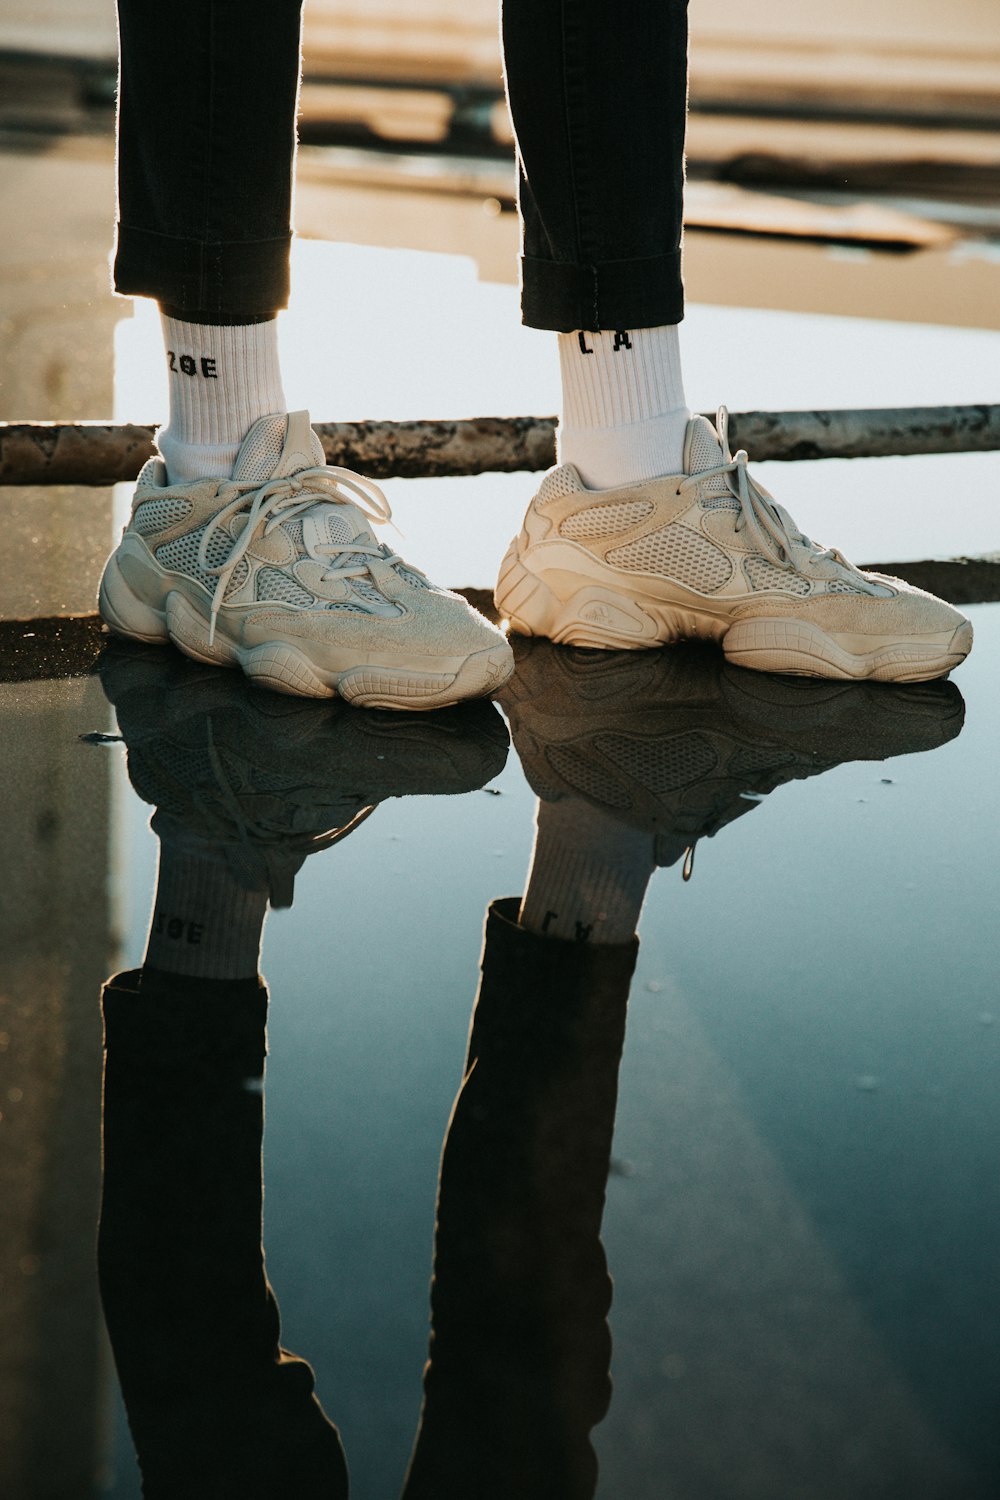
top-left (494, 546), bottom-right (560, 638)
top-left (99, 556), bottom-right (169, 644)
top-left (495, 544), bottom-right (665, 649)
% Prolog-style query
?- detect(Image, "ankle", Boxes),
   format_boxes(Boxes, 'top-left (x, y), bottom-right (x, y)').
top-left (518, 797), bottom-right (656, 944)
top-left (557, 324), bottom-right (689, 488)
top-left (157, 314), bottom-right (286, 483)
top-left (144, 835), bottom-right (269, 980)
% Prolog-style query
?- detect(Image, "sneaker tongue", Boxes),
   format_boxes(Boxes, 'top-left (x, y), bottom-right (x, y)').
top-left (682, 415), bottom-right (734, 503)
top-left (683, 414), bottom-right (724, 476)
top-left (231, 412), bottom-right (395, 608)
top-left (231, 410), bottom-right (325, 483)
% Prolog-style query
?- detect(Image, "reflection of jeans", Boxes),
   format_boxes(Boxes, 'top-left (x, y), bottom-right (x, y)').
top-left (404, 899), bottom-right (636, 1499)
top-left (114, 0), bottom-right (688, 329)
top-left (99, 968), bottom-right (349, 1499)
top-left (99, 901), bottom-right (636, 1496)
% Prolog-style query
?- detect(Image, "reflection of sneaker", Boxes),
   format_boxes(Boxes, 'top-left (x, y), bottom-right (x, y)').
top-left (100, 643), bottom-right (508, 905)
top-left (499, 637), bottom-right (964, 873)
top-left (495, 407), bottom-right (972, 682)
top-left (99, 410), bottom-right (513, 710)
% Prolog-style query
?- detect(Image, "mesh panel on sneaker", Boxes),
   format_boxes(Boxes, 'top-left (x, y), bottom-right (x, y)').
top-left (607, 524), bottom-right (733, 591)
top-left (700, 488), bottom-right (740, 512)
top-left (544, 743), bottom-right (632, 808)
top-left (225, 559), bottom-right (250, 597)
top-left (397, 566), bottom-right (431, 590)
top-left (348, 579), bottom-right (402, 615)
top-left (313, 510), bottom-right (401, 611)
top-left (131, 743), bottom-right (208, 816)
top-left (133, 496), bottom-right (192, 535)
top-left (155, 525), bottom-right (230, 588)
top-left (256, 567), bottom-right (316, 607)
top-left (150, 524), bottom-right (245, 594)
top-left (272, 508), bottom-right (404, 614)
top-left (233, 419), bottom-right (286, 482)
top-left (686, 423), bottom-right (733, 504)
top-left (560, 501), bottom-right (654, 540)
top-left (826, 578), bottom-right (867, 595)
top-left (687, 422), bottom-right (723, 473)
top-left (324, 513), bottom-right (356, 547)
top-left (537, 467), bottom-right (584, 503)
top-left (744, 556), bottom-right (811, 595)
top-left (596, 731), bottom-right (717, 792)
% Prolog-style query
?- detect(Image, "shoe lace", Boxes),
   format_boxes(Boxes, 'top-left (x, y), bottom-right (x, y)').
top-left (677, 406), bottom-right (855, 577)
top-left (198, 465), bottom-right (404, 645)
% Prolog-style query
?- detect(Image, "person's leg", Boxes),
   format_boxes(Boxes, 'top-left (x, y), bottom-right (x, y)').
top-left (114, 0), bottom-right (302, 481)
top-left (115, 0), bottom-right (301, 319)
top-left (403, 899), bottom-right (635, 1499)
top-left (99, 967), bottom-right (351, 1497)
top-left (101, 0), bottom-right (514, 706)
top-left (495, 0), bottom-right (971, 681)
top-left (502, 0), bottom-right (691, 488)
top-left (501, 0), bottom-right (688, 334)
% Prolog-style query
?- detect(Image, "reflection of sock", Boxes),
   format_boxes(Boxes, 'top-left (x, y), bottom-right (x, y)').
top-left (143, 840), bottom-right (269, 980)
top-left (519, 798), bottom-right (656, 945)
top-left (156, 314), bottom-right (286, 483)
top-left (557, 324), bottom-right (689, 489)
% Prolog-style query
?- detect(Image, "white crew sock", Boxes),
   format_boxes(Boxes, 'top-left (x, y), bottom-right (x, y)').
top-left (557, 324), bottom-right (690, 490)
top-left (518, 797), bottom-right (657, 945)
top-left (155, 315), bottom-right (287, 484)
top-left (144, 839), bottom-right (269, 980)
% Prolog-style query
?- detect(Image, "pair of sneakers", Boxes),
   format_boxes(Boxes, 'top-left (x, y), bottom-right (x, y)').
top-left (99, 408), bottom-right (972, 708)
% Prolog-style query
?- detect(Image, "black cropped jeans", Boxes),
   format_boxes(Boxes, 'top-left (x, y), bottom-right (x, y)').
top-left (114, 0), bottom-right (688, 331)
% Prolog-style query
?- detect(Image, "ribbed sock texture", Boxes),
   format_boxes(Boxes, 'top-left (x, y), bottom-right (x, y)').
top-left (519, 797), bottom-right (657, 945)
top-left (144, 840), bottom-right (269, 980)
top-left (557, 325), bottom-right (690, 489)
top-left (156, 315), bottom-right (287, 483)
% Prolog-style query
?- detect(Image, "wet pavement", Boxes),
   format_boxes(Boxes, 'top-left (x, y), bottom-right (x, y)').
top-left (1, 599), bottom-right (997, 1499)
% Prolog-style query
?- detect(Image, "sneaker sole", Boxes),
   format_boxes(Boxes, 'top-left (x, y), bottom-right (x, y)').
top-left (495, 545), bottom-right (972, 682)
top-left (100, 556), bottom-right (514, 710)
top-left (723, 616), bottom-right (973, 683)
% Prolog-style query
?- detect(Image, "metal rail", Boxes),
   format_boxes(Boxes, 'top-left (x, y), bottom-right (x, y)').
top-left (1, 406), bottom-right (998, 486)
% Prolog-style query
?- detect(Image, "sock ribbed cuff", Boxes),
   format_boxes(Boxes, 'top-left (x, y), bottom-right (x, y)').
top-left (518, 798), bottom-right (656, 945)
top-left (557, 408), bottom-right (692, 491)
top-left (144, 841), bottom-right (269, 980)
top-left (557, 324), bottom-right (689, 488)
top-left (157, 314), bottom-right (286, 483)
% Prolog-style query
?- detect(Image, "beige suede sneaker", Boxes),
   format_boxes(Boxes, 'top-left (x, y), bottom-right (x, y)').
top-left (495, 407), bottom-right (972, 682)
top-left (99, 410), bottom-right (514, 709)
top-left (499, 636), bottom-right (965, 875)
top-left (99, 641), bottom-right (509, 906)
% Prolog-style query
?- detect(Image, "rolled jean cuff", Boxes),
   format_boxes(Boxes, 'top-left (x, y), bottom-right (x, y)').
top-left (520, 249), bottom-right (684, 332)
top-left (113, 223), bottom-right (292, 319)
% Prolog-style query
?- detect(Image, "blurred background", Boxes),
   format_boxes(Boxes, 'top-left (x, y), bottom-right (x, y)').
top-left (3, 0), bottom-right (1000, 314)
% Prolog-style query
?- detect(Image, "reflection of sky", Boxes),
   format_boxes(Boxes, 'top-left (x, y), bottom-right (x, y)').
top-left (107, 239), bottom-right (1000, 1497)
top-left (115, 240), bottom-right (1000, 586)
top-left (106, 605), bottom-right (999, 1498)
